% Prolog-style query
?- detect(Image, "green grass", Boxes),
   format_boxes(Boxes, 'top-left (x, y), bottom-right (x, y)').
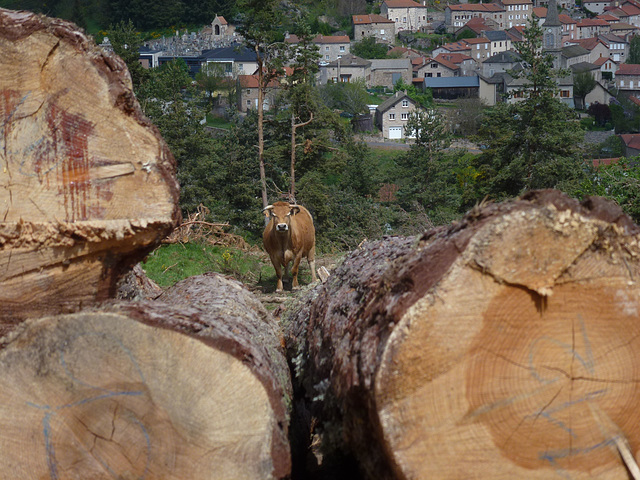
top-left (141, 241), bottom-right (319, 293)
top-left (142, 242), bottom-right (271, 288)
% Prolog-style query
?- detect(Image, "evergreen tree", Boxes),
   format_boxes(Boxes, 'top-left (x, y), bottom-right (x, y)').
top-left (351, 36), bottom-right (389, 59)
top-left (628, 35), bottom-right (640, 64)
top-left (473, 17), bottom-right (586, 200)
top-left (573, 71), bottom-right (596, 110)
top-left (106, 20), bottom-right (148, 90)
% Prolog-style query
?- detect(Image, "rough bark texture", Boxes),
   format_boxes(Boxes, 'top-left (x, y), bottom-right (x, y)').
top-left (0, 273), bottom-right (291, 479)
top-left (284, 190), bottom-right (640, 480)
top-left (0, 9), bottom-right (180, 327)
top-left (116, 263), bottom-right (164, 301)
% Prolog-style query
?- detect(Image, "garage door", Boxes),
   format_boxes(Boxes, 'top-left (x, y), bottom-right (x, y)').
top-left (389, 126), bottom-right (402, 139)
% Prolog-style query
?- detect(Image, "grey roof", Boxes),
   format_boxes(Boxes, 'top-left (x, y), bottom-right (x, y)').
top-left (376, 91), bottom-right (416, 113)
top-left (484, 30), bottom-right (509, 41)
top-left (544, 0), bottom-right (561, 27)
top-left (570, 61), bottom-right (600, 73)
top-left (562, 44), bottom-right (590, 58)
top-left (370, 58), bottom-right (411, 70)
top-left (425, 76), bottom-right (480, 88)
top-left (483, 50), bottom-right (521, 64)
top-left (327, 53), bottom-right (372, 68)
top-left (598, 33), bottom-right (628, 44)
top-left (201, 45), bottom-right (257, 62)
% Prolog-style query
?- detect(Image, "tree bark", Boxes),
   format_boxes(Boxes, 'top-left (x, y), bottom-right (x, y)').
top-left (0, 9), bottom-right (180, 326)
top-left (284, 190), bottom-right (640, 480)
top-left (0, 273), bottom-right (291, 479)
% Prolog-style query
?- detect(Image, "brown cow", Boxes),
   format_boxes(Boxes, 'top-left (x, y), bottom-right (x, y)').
top-left (263, 201), bottom-right (317, 292)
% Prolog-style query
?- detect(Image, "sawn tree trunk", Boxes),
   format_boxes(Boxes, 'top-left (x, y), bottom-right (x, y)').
top-left (0, 9), bottom-right (180, 327)
top-left (0, 273), bottom-right (292, 479)
top-left (284, 190), bottom-right (640, 480)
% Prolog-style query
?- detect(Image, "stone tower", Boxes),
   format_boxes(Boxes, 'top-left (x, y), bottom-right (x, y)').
top-left (542, 0), bottom-right (563, 68)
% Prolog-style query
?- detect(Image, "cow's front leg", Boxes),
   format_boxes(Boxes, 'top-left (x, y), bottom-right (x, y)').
top-left (291, 252), bottom-right (303, 290)
top-left (270, 256), bottom-right (284, 292)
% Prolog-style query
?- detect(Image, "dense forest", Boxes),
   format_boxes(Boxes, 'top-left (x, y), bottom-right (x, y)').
top-left (0, 0), bottom-right (369, 33)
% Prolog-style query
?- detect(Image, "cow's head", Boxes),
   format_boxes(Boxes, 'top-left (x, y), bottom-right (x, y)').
top-left (263, 202), bottom-right (300, 234)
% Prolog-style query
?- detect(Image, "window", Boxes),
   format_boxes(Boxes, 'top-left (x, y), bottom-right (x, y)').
top-left (431, 63), bottom-right (437, 68)
top-left (326, 55), bottom-right (329, 60)
top-left (389, 113), bottom-right (396, 120)
top-left (632, 80), bottom-right (635, 88)
top-left (246, 89), bottom-right (251, 94)
top-left (403, 16), bottom-right (407, 22)
top-left (425, 72), bottom-right (432, 77)
top-left (246, 99), bottom-right (251, 106)
top-left (401, 113), bottom-right (409, 120)
top-left (437, 72), bottom-right (442, 77)
top-left (340, 46), bottom-right (345, 52)
top-left (477, 44), bottom-right (480, 49)
top-left (402, 99), bottom-right (409, 107)
top-left (621, 79), bottom-right (625, 87)
top-left (380, 29), bottom-right (385, 34)
top-left (560, 90), bottom-right (570, 97)
top-left (325, 46), bottom-right (329, 51)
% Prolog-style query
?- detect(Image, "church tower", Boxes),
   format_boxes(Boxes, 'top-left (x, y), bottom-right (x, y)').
top-left (542, 0), bottom-right (563, 68)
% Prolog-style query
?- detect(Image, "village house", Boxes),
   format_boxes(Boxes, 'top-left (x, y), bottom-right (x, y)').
top-left (388, 46), bottom-right (424, 58)
top-left (375, 91), bottom-right (423, 139)
top-left (454, 17), bottom-right (501, 37)
top-left (605, 2), bottom-right (640, 27)
top-left (620, 134), bottom-right (640, 156)
top-left (431, 40), bottom-right (472, 57)
top-left (615, 63), bottom-right (640, 95)
top-left (286, 34), bottom-right (351, 63)
top-left (370, 58), bottom-right (413, 88)
top-left (352, 14), bottom-right (396, 43)
top-left (200, 45), bottom-right (258, 77)
top-left (609, 22), bottom-right (640, 37)
top-left (598, 33), bottom-right (629, 62)
top-left (482, 50), bottom-right (521, 77)
top-left (583, 0), bottom-right (611, 14)
top-left (413, 56), bottom-right (460, 78)
top-left (576, 18), bottom-right (611, 39)
top-left (485, 30), bottom-right (512, 55)
top-left (237, 74), bottom-right (280, 113)
top-left (380, 0), bottom-right (429, 33)
top-left (498, 0), bottom-right (533, 28)
top-left (317, 54), bottom-right (371, 84)
top-left (444, 3), bottom-right (505, 32)
top-left (593, 55), bottom-right (618, 79)
top-left (314, 35), bottom-right (351, 63)
top-left (436, 53), bottom-right (477, 76)
top-left (571, 37), bottom-right (611, 63)
top-left (464, 37), bottom-right (492, 63)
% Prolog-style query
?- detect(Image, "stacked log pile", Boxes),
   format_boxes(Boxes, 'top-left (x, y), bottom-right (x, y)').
top-left (0, 9), bottom-right (292, 480)
top-left (5, 7), bottom-right (640, 480)
top-left (284, 190), bottom-right (640, 480)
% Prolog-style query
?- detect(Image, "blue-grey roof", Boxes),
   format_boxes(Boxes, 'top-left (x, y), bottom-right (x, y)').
top-left (200, 45), bottom-right (258, 62)
top-left (425, 76), bottom-right (480, 88)
top-left (484, 30), bottom-right (509, 41)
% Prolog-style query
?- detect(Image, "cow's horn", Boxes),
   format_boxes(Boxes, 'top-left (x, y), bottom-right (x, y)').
top-left (263, 205), bottom-right (274, 212)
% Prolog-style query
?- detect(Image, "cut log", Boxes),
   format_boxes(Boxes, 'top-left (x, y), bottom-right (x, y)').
top-left (116, 263), bottom-right (164, 301)
top-left (0, 9), bottom-right (180, 325)
top-left (284, 190), bottom-right (640, 480)
top-left (0, 273), bottom-right (291, 479)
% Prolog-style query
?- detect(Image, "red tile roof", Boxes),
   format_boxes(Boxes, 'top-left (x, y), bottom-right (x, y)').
top-left (621, 3), bottom-right (640, 15)
top-left (436, 52), bottom-right (473, 64)
top-left (352, 14), bottom-right (394, 24)
top-left (576, 37), bottom-right (603, 50)
top-left (383, 0), bottom-right (425, 7)
top-left (617, 63), bottom-right (640, 75)
top-left (431, 55), bottom-right (460, 70)
top-left (438, 41), bottom-right (472, 52)
top-left (621, 133), bottom-right (640, 149)
top-left (577, 18), bottom-right (610, 26)
top-left (313, 35), bottom-right (350, 44)
top-left (593, 56), bottom-right (615, 66)
top-left (597, 13), bottom-right (620, 22)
